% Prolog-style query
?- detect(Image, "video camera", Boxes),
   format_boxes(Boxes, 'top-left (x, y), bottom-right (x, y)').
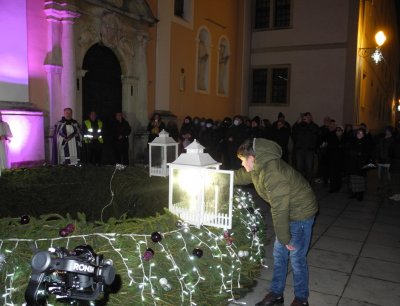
top-left (25, 244), bottom-right (115, 305)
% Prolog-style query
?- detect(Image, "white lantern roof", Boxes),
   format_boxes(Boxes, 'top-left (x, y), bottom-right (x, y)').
top-left (170, 139), bottom-right (221, 167)
top-left (150, 129), bottom-right (177, 145)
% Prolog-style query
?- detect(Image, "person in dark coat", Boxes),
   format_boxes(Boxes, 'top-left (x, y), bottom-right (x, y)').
top-left (374, 126), bottom-right (395, 195)
top-left (317, 116), bottom-right (333, 185)
top-left (249, 116), bottom-right (266, 139)
top-left (345, 127), bottom-right (374, 201)
top-left (147, 113), bottom-right (165, 143)
top-left (389, 130), bottom-right (400, 198)
top-left (272, 112), bottom-right (291, 132)
top-left (217, 117), bottom-right (232, 169)
top-left (199, 118), bottom-right (220, 161)
top-left (180, 115), bottom-right (194, 149)
top-left (166, 119), bottom-right (180, 143)
top-left (326, 125), bottom-right (345, 192)
top-left (271, 120), bottom-right (291, 162)
top-left (112, 112), bottom-right (131, 165)
top-left (225, 115), bottom-right (249, 169)
top-left (291, 112), bottom-right (319, 183)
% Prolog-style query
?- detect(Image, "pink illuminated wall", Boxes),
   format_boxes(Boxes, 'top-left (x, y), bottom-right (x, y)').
top-left (1, 110), bottom-right (44, 167)
top-left (0, 0), bottom-right (29, 102)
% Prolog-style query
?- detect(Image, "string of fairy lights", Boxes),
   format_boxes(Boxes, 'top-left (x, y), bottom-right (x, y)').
top-left (0, 184), bottom-right (267, 305)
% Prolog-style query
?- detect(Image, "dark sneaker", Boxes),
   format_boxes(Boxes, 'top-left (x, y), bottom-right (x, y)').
top-left (290, 297), bottom-right (309, 306)
top-left (255, 292), bottom-right (284, 306)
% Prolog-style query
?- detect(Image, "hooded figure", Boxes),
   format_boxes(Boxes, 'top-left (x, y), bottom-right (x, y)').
top-left (235, 138), bottom-right (318, 306)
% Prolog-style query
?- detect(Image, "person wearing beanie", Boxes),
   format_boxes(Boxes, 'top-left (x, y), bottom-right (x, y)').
top-left (272, 112), bottom-right (291, 131)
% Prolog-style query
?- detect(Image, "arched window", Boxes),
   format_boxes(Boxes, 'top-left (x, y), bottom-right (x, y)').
top-left (217, 37), bottom-right (230, 96)
top-left (196, 28), bottom-right (211, 92)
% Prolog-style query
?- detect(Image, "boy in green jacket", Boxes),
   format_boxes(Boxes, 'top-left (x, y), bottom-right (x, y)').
top-left (235, 138), bottom-right (318, 306)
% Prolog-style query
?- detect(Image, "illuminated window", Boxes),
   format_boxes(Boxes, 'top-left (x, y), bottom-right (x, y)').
top-left (254, 0), bottom-right (291, 30)
top-left (251, 66), bottom-right (290, 105)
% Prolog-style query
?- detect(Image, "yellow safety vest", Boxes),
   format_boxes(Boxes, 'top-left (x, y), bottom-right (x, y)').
top-left (83, 120), bottom-right (104, 143)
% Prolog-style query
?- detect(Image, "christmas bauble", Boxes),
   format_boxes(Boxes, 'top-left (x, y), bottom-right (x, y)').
top-left (192, 248), bottom-right (203, 258)
top-left (175, 220), bottom-right (183, 228)
top-left (251, 226), bottom-right (259, 234)
top-left (163, 283), bottom-right (172, 291)
top-left (59, 228), bottom-right (69, 237)
top-left (143, 248), bottom-right (155, 261)
top-left (20, 215), bottom-right (30, 225)
top-left (223, 231), bottom-right (230, 238)
top-left (159, 278), bottom-right (168, 286)
top-left (151, 232), bottom-right (163, 243)
top-left (238, 250), bottom-right (245, 257)
top-left (66, 223), bottom-right (75, 233)
top-left (226, 237), bottom-right (234, 246)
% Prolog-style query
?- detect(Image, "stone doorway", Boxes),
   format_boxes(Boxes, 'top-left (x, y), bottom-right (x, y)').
top-left (82, 43), bottom-right (122, 164)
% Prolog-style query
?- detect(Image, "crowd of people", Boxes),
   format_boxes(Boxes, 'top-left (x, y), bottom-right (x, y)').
top-left (52, 108), bottom-right (131, 166)
top-left (150, 111), bottom-right (400, 201)
top-left (39, 107), bottom-right (400, 201)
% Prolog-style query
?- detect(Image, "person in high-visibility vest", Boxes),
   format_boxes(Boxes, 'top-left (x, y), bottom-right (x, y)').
top-left (82, 111), bottom-right (103, 165)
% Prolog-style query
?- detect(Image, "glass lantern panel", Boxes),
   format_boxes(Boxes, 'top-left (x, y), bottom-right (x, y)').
top-left (166, 146), bottom-right (177, 163)
top-left (203, 170), bottom-right (232, 215)
top-left (150, 146), bottom-right (163, 168)
top-left (171, 167), bottom-right (202, 211)
top-left (170, 167), bottom-right (233, 229)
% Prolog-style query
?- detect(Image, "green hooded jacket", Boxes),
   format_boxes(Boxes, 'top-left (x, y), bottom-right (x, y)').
top-left (234, 138), bottom-right (318, 245)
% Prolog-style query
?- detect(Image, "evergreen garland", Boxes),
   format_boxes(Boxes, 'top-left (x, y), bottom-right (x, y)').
top-left (0, 166), bottom-right (266, 305)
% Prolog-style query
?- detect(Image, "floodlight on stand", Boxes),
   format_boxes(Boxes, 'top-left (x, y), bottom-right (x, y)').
top-left (168, 140), bottom-right (234, 229)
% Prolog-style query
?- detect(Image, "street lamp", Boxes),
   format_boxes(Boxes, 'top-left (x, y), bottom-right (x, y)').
top-left (358, 30), bottom-right (386, 64)
top-left (168, 140), bottom-right (234, 229)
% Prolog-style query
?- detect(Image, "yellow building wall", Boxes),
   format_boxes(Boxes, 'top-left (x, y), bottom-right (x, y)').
top-left (168, 0), bottom-right (242, 122)
top-left (356, 0), bottom-right (399, 132)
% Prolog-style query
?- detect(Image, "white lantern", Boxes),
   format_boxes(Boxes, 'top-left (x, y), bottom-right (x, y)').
top-left (168, 140), bottom-right (234, 229)
top-left (148, 130), bottom-right (179, 177)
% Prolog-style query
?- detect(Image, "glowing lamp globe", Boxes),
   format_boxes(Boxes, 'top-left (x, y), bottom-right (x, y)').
top-left (148, 130), bottom-right (179, 177)
top-left (375, 31), bottom-right (386, 47)
top-left (168, 140), bottom-right (234, 229)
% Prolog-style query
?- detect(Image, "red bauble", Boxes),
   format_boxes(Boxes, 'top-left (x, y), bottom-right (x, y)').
top-left (143, 248), bottom-right (155, 261)
top-left (59, 228), bottom-right (69, 237)
top-left (66, 223), bottom-right (75, 233)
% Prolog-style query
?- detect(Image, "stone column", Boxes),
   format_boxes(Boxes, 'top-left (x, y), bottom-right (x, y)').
top-left (61, 11), bottom-right (80, 114)
top-left (122, 75), bottom-right (139, 165)
top-left (44, 6), bottom-right (63, 128)
top-left (44, 64), bottom-right (62, 163)
top-left (133, 33), bottom-right (149, 130)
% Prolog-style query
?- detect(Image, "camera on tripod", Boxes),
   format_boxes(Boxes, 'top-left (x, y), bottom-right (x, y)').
top-left (25, 244), bottom-right (116, 305)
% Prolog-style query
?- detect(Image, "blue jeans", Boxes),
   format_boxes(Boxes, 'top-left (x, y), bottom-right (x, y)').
top-left (270, 217), bottom-right (315, 301)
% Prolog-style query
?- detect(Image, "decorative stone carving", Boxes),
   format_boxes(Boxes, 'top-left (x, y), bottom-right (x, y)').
top-left (100, 12), bottom-right (120, 48)
top-left (78, 25), bottom-right (98, 48)
top-left (119, 36), bottom-right (135, 58)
